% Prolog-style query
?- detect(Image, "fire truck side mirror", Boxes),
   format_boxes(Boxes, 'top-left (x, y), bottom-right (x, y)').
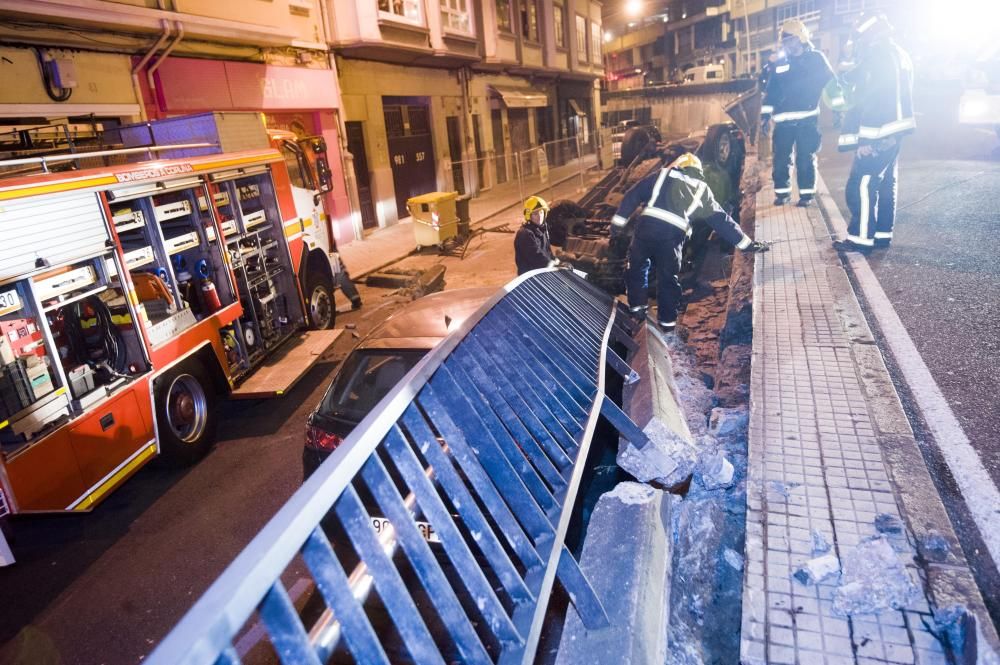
top-left (316, 156), bottom-right (333, 194)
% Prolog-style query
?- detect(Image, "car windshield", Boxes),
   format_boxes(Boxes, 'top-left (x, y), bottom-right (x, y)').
top-left (319, 349), bottom-right (426, 421)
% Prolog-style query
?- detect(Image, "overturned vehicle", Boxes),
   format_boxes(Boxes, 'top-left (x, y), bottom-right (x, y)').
top-left (549, 121), bottom-right (747, 294)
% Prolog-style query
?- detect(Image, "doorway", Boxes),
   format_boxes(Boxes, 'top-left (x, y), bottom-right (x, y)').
top-left (345, 121), bottom-right (377, 230)
top-left (383, 98), bottom-right (437, 219)
top-left (446, 116), bottom-right (465, 195)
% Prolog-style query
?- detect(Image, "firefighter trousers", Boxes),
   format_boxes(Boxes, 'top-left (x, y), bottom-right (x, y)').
top-left (845, 139), bottom-right (901, 246)
top-left (772, 117), bottom-right (821, 198)
top-left (625, 219), bottom-right (685, 324)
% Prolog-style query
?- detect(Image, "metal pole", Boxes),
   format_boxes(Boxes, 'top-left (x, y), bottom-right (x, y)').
top-left (515, 148), bottom-right (525, 214)
top-left (577, 133), bottom-right (584, 192)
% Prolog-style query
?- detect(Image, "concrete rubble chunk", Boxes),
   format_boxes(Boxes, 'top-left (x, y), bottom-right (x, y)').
top-left (920, 530), bottom-right (951, 563)
top-left (832, 535), bottom-right (920, 617)
top-left (556, 482), bottom-right (671, 665)
top-left (792, 553), bottom-right (841, 586)
top-left (874, 513), bottom-right (904, 535)
top-left (617, 419), bottom-right (704, 489)
top-left (724, 548), bottom-right (744, 571)
top-left (695, 450), bottom-right (735, 491)
top-left (811, 528), bottom-right (832, 555)
top-left (708, 406), bottom-right (749, 439)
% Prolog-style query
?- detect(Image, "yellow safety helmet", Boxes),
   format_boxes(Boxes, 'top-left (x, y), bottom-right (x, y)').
top-left (780, 19), bottom-right (811, 44)
top-left (523, 195), bottom-right (550, 222)
top-left (668, 152), bottom-right (702, 172)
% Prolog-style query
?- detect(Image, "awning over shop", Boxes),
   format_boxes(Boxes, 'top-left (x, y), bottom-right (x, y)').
top-left (568, 99), bottom-right (587, 116)
top-left (488, 85), bottom-right (549, 109)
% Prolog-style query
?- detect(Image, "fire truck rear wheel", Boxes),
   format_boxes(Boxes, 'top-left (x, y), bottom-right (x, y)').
top-left (156, 365), bottom-right (217, 467)
top-left (306, 274), bottom-right (335, 330)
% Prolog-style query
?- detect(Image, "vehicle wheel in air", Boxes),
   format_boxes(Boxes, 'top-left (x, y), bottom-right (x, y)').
top-left (306, 271), bottom-right (336, 330)
top-left (156, 364), bottom-right (217, 467)
top-left (547, 200), bottom-right (589, 247)
top-left (619, 127), bottom-right (654, 167)
top-left (700, 124), bottom-right (738, 171)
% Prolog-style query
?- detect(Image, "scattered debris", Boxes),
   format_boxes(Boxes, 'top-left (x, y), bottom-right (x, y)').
top-left (605, 481), bottom-right (659, 506)
top-left (811, 529), bottom-right (832, 555)
top-left (696, 450), bottom-right (735, 490)
top-left (617, 420), bottom-right (703, 490)
top-left (344, 323), bottom-right (357, 330)
top-left (793, 553), bottom-right (841, 586)
top-left (832, 535), bottom-right (920, 616)
top-left (874, 513), bottom-right (904, 535)
top-left (766, 480), bottom-right (800, 500)
top-left (919, 530), bottom-right (951, 563)
top-left (708, 406), bottom-right (749, 439)
top-left (724, 548), bottom-right (744, 571)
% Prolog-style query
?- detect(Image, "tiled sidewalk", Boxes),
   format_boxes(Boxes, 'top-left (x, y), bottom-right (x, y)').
top-left (741, 183), bottom-right (946, 664)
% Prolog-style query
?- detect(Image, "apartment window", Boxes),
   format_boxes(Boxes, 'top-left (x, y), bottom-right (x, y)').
top-left (496, 0), bottom-right (513, 32)
top-left (576, 15), bottom-right (588, 63)
top-left (554, 4), bottom-right (566, 48)
top-left (777, 0), bottom-right (818, 24)
top-left (834, 0), bottom-right (864, 12)
top-left (378, 0), bottom-right (422, 24)
top-left (590, 22), bottom-right (602, 64)
top-left (521, 0), bottom-right (539, 42)
top-left (441, 0), bottom-right (473, 34)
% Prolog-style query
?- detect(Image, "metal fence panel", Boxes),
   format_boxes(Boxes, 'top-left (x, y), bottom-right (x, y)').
top-left (148, 269), bottom-right (617, 665)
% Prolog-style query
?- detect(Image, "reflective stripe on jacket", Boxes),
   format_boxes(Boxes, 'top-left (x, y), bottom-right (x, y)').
top-left (611, 167), bottom-right (752, 249)
top-left (761, 48), bottom-right (835, 123)
top-left (839, 39), bottom-right (915, 147)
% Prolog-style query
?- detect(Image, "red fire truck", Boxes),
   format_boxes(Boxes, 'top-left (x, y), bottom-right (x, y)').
top-left (0, 142), bottom-right (345, 533)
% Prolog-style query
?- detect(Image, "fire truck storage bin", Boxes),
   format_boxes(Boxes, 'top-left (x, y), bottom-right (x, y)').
top-left (25, 358), bottom-right (53, 400)
top-left (0, 359), bottom-right (33, 421)
top-left (68, 365), bottom-right (95, 399)
top-left (407, 192), bottom-right (459, 247)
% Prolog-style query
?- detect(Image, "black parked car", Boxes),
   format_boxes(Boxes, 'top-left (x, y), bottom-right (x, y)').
top-left (303, 287), bottom-right (495, 478)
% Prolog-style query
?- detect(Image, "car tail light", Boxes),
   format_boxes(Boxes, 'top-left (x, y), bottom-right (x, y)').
top-left (306, 424), bottom-right (343, 451)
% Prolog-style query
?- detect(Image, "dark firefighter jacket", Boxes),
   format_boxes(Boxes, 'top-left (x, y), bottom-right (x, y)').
top-left (514, 221), bottom-right (554, 275)
top-left (761, 47), bottom-right (835, 123)
top-left (611, 166), bottom-right (752, 250)
top-left (837, 39), bottom-right (915, 150)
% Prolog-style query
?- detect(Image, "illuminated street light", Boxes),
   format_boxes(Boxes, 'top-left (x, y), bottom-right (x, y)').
top-left (604, 30), bottom-right (614, 42)
top-left (626, 0), bottom-right (642, 18)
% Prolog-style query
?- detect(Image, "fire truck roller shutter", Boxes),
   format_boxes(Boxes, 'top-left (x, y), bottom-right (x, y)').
top-left (153, 355), bottom-right (218, 467)
top-left (298, 245), bottom-right (336, 331)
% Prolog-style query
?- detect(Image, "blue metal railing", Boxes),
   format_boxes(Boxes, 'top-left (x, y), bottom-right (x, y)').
top-left (149, 269), bottom-right (633, 664)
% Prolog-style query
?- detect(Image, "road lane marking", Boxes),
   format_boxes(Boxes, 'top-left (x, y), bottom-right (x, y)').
top-left (816, 172), bottom-right (1000, 571)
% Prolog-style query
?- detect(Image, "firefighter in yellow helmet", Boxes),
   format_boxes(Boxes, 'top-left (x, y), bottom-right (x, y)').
top-left (514, 196), bottom-right (558, 275)
top-left (611, 152), bottom-right (768, 332)
top-left (760, 18), bottom-right (835, 207)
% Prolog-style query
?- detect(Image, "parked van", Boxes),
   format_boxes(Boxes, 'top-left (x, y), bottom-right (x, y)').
top-left (683, 64), bottom-right (727, 84)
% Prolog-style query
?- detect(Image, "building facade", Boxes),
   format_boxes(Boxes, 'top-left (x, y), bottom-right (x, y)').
top-left (0, 0), bottom-right (605, 238)
top-left (602, 0), bottom-right (891, 88)
top-left (330, 0), bottom-right (605, 228)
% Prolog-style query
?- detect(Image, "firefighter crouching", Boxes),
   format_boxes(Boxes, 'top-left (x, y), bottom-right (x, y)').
top-left (834, 12), bottom-right (915, 253)
top-left (611, 153), bottom-right (769, 332)
top-left (761, 19), bottom-right (835, 207)
top-left (515, 196), bottom-right (559, 275)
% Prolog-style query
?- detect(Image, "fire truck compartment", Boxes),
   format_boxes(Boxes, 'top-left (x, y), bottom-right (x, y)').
top-left (230, 328), bottom-right (342, 399)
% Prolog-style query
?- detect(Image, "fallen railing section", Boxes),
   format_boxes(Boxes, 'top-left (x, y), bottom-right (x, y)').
top-left (149, 269), bottom-right (640, 665)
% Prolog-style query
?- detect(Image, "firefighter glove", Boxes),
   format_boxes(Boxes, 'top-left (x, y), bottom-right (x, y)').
top-left (746, 240), bottom-right (770, 253)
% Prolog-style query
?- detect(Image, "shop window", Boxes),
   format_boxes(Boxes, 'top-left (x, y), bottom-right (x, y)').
top-left (496, 0), bottom-right (513, 32)
top-left (441, 0), bottom-right (473, 34)
top-left (554, 5), bottom-right (566, 48)
top-left (576, 15), bottom-right (588, 63)
top-left (378, 0), bottom-right (422, 24)
top-left (520, 0), bottom-right (539, 42)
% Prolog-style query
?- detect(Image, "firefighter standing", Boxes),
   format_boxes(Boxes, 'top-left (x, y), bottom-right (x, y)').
top-left (611, 153), bottom-right (768, 332)
top-left (515, 196), bottom-right (557, 275)
top-left (834, 13), bottom-right (914, 252)
top-left (761, 19), bottom-right (835, 207)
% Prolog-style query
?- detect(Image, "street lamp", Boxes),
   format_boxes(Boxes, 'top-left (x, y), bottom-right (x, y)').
top-left (626, 0), bottom-right (642, 18)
